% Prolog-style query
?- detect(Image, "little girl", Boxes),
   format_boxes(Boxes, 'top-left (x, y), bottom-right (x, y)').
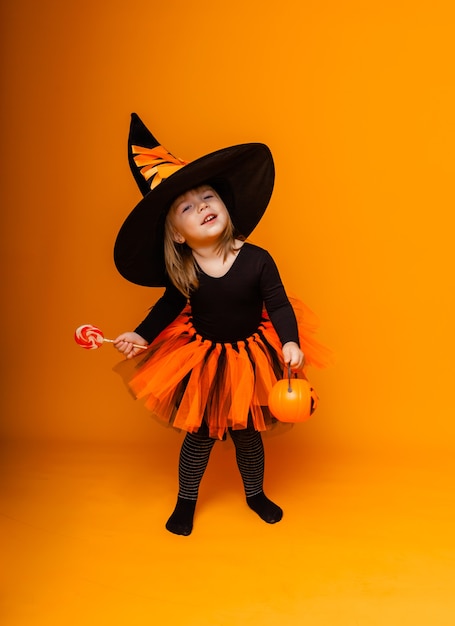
top-left (113, 114), bottom-right (330, 536)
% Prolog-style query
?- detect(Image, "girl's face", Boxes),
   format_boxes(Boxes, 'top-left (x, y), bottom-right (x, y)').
top-left (169, 185), bottom-right (230, 247)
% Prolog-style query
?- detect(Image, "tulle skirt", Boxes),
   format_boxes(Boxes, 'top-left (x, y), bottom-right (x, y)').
top-left (121, 297), bottom-right (332, 440)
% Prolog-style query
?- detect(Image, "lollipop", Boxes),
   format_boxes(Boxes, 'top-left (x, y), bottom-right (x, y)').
top-left (74, 324), bottom-right (147, 350)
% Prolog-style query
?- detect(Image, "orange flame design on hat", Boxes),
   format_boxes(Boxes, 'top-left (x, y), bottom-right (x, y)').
top-left (132, 145), bottom-right (188, 190)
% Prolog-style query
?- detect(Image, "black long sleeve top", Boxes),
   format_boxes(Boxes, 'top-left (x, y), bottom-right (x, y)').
top-left (135, 243), bottom-right (299, 346)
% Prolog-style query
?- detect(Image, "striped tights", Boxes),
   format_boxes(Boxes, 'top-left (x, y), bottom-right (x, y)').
top-left (166, 427), bottom-right (283, 535)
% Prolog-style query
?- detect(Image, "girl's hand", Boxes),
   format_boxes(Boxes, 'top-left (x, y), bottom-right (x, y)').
top-left (282, 341), bottom-right (305, 371)
top-left (113, 332), bottom-right (148, 359)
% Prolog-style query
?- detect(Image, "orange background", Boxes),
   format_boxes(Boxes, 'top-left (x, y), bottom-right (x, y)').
top-left (2, 0), bottom-right (454, 452)
top-left (1, 1), bottom-right (455, 624)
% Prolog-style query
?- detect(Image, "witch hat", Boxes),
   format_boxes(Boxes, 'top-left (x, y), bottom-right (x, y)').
top-left (114, 113), bottom-right (275, 286)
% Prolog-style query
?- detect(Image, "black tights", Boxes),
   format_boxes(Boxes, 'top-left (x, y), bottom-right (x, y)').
top-left (166, 426), bottom-right (282, 535)
top-left (177, 427), bottom-right (265, 500)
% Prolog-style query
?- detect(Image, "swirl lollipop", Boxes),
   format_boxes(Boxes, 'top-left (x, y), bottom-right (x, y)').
top-left (74, 324), bottom-right (147, 350)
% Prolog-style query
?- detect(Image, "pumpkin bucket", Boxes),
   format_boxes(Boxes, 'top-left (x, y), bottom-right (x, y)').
top-left (268, 365), bottom-right (318, 423)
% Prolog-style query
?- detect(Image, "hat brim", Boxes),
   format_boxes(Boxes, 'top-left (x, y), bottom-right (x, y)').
top-left (114, 143), bottom-right (274, 287)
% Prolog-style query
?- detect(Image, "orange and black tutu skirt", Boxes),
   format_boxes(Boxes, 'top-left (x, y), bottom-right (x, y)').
top-left (122, 297), bottom-right (332, 440)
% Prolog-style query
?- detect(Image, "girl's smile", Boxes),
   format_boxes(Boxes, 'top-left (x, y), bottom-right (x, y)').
top-left (170, 185), bottom-right (229, 245)
top-left (201, 213), bottom-right (217, 225)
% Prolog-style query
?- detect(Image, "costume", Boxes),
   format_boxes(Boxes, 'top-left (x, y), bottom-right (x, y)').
top-left (114, 114), bottom-right (331, 440)
top-left (128, 242), bottom-right (329, 439)
top-left (112, 114), bottom-right (332, 533)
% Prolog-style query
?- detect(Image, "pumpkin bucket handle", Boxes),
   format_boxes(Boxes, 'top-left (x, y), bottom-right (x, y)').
top-left (286, 363), bottom-right (298, 392)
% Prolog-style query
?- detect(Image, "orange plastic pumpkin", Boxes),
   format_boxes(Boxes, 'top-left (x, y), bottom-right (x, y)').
top-left (268, 370), bottom-right (318, 423)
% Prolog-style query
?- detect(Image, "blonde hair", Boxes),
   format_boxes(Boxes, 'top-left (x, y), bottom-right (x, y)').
top-left (164, 187), bottom-right (240, 298)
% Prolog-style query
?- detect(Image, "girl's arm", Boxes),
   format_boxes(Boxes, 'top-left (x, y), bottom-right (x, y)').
top-left (282, 341), bottom-right (305, 370)
top-left (113, 332), bottom-right (148, 359)
top-left (113, 282), bottom-right (187, 359)
top-left (260, 251), bottom-right (305, 370)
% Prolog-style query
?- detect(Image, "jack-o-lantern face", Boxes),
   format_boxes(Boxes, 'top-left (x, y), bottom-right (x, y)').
top-left (268, 375), bottom-right (318, 423)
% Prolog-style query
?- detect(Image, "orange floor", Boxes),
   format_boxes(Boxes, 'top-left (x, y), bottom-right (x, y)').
top-left (1, 438), bottom-right (454, 625)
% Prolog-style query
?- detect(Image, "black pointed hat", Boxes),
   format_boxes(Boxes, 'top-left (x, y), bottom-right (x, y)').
top-left (114, 113), bottom-right (275, 287)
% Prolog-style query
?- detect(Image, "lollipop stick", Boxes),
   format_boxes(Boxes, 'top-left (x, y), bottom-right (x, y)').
top-left (103, 338), bottom-right (148, 350)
